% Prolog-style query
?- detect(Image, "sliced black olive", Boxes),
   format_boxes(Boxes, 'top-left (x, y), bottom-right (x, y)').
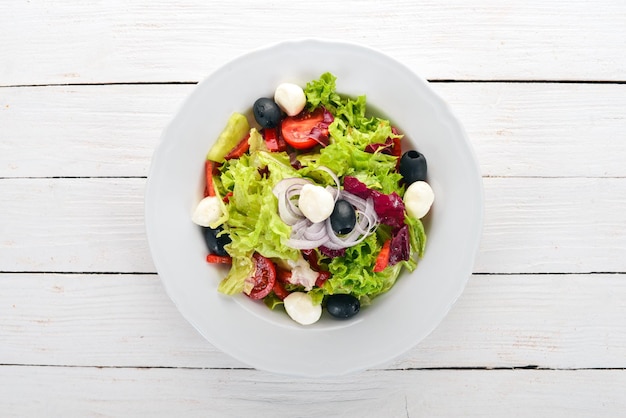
top-left (399, 150), bottom-right (427, 185)
top-left (253, 97), bottom-right (282, 128)
top-left (326, 294), bottom-right (360, 319)
top-left (330, 199), bottom-right (357, 235)
top-left (201, 226), bottom-right (231, 256)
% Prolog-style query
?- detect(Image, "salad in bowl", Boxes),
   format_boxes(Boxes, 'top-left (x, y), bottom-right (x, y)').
top-left (191, 72), bottom-right (434, 326)
top-left (145, 39), bottom-right (482, 376)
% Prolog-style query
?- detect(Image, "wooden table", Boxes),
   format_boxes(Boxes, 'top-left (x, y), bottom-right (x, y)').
top-left (2, 1), bottom-right (625, 416)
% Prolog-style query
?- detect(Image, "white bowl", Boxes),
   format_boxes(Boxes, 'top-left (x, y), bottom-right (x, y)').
top-left (145, 39), bottom-right (483, 377)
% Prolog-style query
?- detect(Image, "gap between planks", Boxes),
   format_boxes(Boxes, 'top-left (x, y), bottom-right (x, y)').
top-left (1, 271), bottom-right (624, 275)
top-left (1, 363), bottom-right (624, 372)
top-left (2, 79), bottom-right (626, 89)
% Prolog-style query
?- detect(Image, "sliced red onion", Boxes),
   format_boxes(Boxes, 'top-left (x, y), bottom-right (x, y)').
top-left (274, 170), bottom-right (381, 251)
top-left (325, 186), bottom-right (339, 201)
top-left (278, 194), bottom-right (305, 226)
top-left (304, 222), bottom-right (327, 241)
top-left (272, 177), bottom-right (310, 198)
top-left (273, 178), bottom-right (311, 226)
top-left (315, 165), bottom-right (341, 199)
top-left (292, 218), bottom-right (310, 231)
top-left (323, 194), bottom-right (379, 249)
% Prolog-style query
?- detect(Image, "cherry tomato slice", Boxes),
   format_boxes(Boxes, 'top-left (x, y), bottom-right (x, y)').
top-left (281, 108), bottom-right (328, 149)
top-left (246, 253), bottom-right (276, 300)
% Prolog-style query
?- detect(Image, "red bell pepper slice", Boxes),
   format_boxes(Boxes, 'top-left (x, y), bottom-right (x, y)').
top-left (224, 133), bottom-right (250, 160)
top-left (276, 268), bottom-right (292, 283)
top-left (204, 160), bottom-right (216, 197)
top-left (206, 254), bottom-right (232, 264)
top-left (263, 127), bottom-right (287, 152)
top-left (373, 239), bottom-right (391, 272)
top-left (301, 249), bottom-right (321, 270)
top-left (222, 191), bottom-right (233, 203)
top-left (315, 271), bottom-right (331, 287)
top-left (390, 127), bottom-right (402, 157)
top-left (272, 280), bottom-right (290, 300)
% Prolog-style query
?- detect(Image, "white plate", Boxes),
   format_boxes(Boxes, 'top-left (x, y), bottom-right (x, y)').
top-left (145, 39), bottom-right (483, 377)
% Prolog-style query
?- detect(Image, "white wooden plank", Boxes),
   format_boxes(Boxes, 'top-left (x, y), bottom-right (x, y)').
top-left (0, 84), bottom-right (194, 178)
top-left (1, 0), bottom-right (625, 85)
top-left (476, 177), bottom-right (626, 273)
top-left (2, 273), bottom-right (625, 370)
top-left (0, 366), bottom-right (624, 417)
top-left (2, 83), bottom-right (625, 178)
top-left (0, 178), bottom-right (155, 273)
top-left (432, 83), bottom-right (626, 178)
top-left (1, 177), bottom-right (624, 273)
top-left (1, 0), bottom-right (624, 412)
top-left (0, 273), bottom-right (239, 368)
top-left (394, 273), bottom-right (626, 369)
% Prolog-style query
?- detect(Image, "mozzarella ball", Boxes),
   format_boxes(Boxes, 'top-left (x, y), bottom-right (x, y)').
top-left (274, 83), bottom-right (306, 116)
top-left (298, 184), bottom-right (335, 223)
top-left (403, 181), bottom-right (434, 219)
top-left (191, 196), bottom-right (223, 227)
top-left (284, 292), bottom-right (322, 325)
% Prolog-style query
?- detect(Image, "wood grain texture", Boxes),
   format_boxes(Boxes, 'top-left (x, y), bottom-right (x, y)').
top-left (2, 83), bottom-right (625, 178)
top-left (432, 83), bottom-right (626, 178)
top-left (0, 366), bottom-right (624, 417)
top-left (1, 177), bottom-right (624, 273)
top-left (1, 0), bottom-right (625, 85)
top-left (0, 178), bottom-right (154, 273)
top-left (0, 84), bottom-right (194, 178)
top-left (2, 1), bottom-right (626, 415)
top-left (476, 177), bottom-right (626, 273)
top-left (2, 273), bottom-right (625, 370)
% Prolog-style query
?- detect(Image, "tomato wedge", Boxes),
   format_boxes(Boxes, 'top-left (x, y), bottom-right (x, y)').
top-left (281, 107), bottom-right (332, 149)
top-left (246, 253), bottom-right (276, 300)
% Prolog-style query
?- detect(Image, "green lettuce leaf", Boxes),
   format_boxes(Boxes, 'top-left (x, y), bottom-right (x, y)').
top-left (301, 73), bottom-right (404, 195)
top-left (304, 72), bottom-right (342, 112)
top-left (217, 255), bottom-right (254, 295)
top-left (216, 151), bottom-right (301, 294)
top-left (319, 234), bottom-right (404, 302)
top-left (221, 153), bottom-right (299, 260)
top-left (405, 215), bottom-right (427, 259)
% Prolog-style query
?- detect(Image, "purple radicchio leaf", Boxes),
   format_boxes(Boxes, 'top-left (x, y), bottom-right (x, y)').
top-left (388, 224), bottom-right (410, 266)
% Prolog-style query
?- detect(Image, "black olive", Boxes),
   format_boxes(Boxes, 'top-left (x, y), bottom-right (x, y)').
top-left (326, 294), bottom-right (360, 319)
top-left (399, 150), bottom-right (427, 185)
top-left (253, 97), bottom-right (282, 128)
top-left (201, 226), bottom-right (231, 256)
top-left (330, 199), bottom-right (357, 235)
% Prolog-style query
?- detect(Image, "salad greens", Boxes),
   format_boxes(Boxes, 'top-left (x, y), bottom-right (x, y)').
top-left (204, 72), bottom-right (428, 318)
top-left (301, 74), bottom-right (403, 194)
